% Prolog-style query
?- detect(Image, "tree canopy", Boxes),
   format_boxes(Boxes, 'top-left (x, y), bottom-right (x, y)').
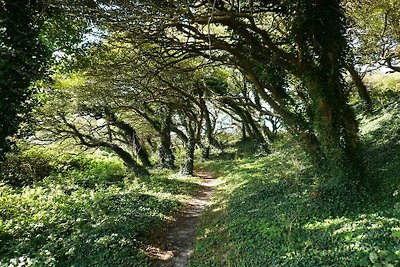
top-left (2, 0), bottom-right (400, 184)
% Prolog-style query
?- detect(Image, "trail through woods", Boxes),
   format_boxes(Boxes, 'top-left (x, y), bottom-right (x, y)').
top-left (148, 168), bottom-right (219, 267)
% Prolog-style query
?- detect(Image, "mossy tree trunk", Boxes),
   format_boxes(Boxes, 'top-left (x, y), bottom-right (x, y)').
top-left (299, 0), bottom-right (362, 186)
top-left (0, 0), bottom-right (49, 160)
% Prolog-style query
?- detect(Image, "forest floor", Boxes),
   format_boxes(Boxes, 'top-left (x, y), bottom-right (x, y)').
top-left (147, 168), bottom-right (220, 267)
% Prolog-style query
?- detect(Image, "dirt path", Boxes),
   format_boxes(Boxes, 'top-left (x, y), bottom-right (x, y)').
top-left (151, 168), bottom-right (219, 267)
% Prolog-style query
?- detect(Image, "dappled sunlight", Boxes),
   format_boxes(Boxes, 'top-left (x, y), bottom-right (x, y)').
top-left (142, 245), bottom-right (174, 261)
top-left (304, 217), bottom-right (349, 230)
top-left (360, 110), bottom-right (394, 135)
top-left (1, 1), bottom-right (400, 266)
top-left (190, 116), bottom-right (400, 266)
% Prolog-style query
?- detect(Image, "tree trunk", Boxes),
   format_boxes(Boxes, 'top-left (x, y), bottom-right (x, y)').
top-left (241, 122), bottom-right (249, 142)
top-left (345, 64), bottom-right (373, 112)
top-left (242, 110), bottom-right (270, 153)
top-left (310, 86), bottom-right (360, 184)
top-left (108, 112), bottom-right (152, 167)
top-left (262, 124), bottom-right (275, 142)
top-left (297, 130), bottom-right (323, 165)
top-left (181, 134), bottom-right (195, 176)
top-left (200, 99), bottom-right (222, 160)
top-left (201, 94), bottom-right (222, 150)
top-left (62, 118), bottom-right (149, 176)
top-left (306, 67), bottom-right (361, 185)
top-left (385, 57), bottom-right (400, 72)
top-left (201, 145), bottom-right (210, 160)
top-left (132, 136), bottom-right (152, 167)
top-left (146, 137), bottom-right (157, 153)
top-left (224, 99), bottom-right (269, 152)
top-left (291, 1), bottom-right (362, 189)
top-left (159, 132), bottom-right (175, 169)
top-left (158, 108), bottom-right (175, 169)
top-left (111, 144), bottom-right (149, 176)
top-left (0, 0), bottom-right (46, 160)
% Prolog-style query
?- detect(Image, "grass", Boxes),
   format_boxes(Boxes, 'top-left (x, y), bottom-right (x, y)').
top-left (0, 154), bottom-right (201, 266)
top-left (189, 100), bottom-right (400, 266)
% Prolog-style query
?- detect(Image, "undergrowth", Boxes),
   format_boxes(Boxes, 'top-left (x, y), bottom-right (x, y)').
top-left (0, 152), bottom-right (200, 266)
top-left (190, 100), bottom-right (400, 266)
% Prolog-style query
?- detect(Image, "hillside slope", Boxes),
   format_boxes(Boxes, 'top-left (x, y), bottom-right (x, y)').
top-left (189, 100), bottom-right (400, 266)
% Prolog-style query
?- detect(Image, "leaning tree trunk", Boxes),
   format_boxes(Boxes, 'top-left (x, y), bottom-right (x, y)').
top-left (244, 112), bottom-right (270, 153)
top-left (108, 113), bottom-right (152, 167)
top-left (62, 118), bottom-right (149, 176)
top-left (200, 97), bottom-right (222, 160)
top-left (225, 99), bottom-right (269, 152)
top-left (131, 134), bottom-right (152, 168)
top-left (239, 106), bottom-right (270, 153)
top-left (345, 64), bottom-right (373, 112)
top-left (110, 144), bottom-right (149, 176)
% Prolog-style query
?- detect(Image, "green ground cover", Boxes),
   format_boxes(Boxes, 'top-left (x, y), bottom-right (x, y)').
top-left (1, 81), bottom-right (399, 267)
top-left (190, 101), bottom-right (400, 267)
top-left (0, 154), bottom-right (200, 266)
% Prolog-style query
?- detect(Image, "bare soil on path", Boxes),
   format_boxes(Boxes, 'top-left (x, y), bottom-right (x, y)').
top-left (148, 168), bottom-right (220, 267)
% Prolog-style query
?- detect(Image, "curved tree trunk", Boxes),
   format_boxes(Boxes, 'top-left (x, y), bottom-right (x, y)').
top-left (107, 112), bottom-right (152, 167)
top-left (345, 64), bottom-right (373, 112)
top-left (110, 144), bottom-right (149, 176)
top-left (62, 118), bottom-right (149, 176)
top-left (385, 57), bottom-right (400, 72)
top-left (223, 98), bottom-right (270, 152)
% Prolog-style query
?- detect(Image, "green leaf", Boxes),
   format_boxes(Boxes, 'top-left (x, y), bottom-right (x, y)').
top-left (369, 251), bottom-right (379, 263)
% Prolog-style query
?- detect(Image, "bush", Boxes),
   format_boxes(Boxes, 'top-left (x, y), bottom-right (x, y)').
top-left (366, 73), bottom-right (400, 108)
top-left (0, 148), bottom-right (54, 187)
top-left (0, 146), bottom-right (122, 187)
top-left (0, 152), bottom-right (200, 266)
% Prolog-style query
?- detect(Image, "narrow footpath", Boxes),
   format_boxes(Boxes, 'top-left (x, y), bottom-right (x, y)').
top-left (151, 168), bottom-right (219, 267)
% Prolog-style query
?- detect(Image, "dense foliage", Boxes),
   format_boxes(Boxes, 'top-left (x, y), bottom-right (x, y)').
top-left (0, 0), bottom-right (89, 160)
top-left (190, 98), bottom-right (400, 266)
top-left (0, 0), bottom-right (49, 159)
top-left (0, 149), bottom-right (201, 266)
top-left (0, 1), bottom-right (399, 266)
